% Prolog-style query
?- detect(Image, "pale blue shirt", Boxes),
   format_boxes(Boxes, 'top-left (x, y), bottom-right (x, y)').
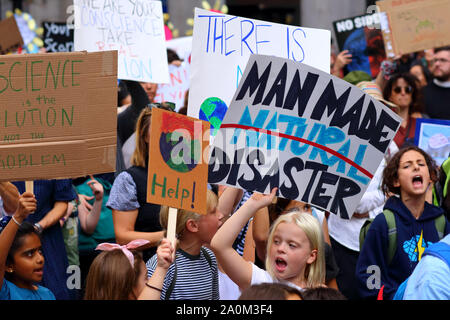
top-left (403, 234), bottom-right (450, 300)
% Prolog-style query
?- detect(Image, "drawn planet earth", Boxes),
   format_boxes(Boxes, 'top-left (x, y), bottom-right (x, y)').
top-left (159, 132), bottom-right (200, 173)
top-left (199, 97), bottom-right (228, 136)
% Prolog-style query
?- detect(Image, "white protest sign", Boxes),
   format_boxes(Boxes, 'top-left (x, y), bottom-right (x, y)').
top-left (74, 0), bottom-right (169, 83)
top-left (188, 8), bottom-right (330, 138)
top-left (154, 62), bottom-right (190, 111)
top-left (209, 54), bottom-right (402, 219)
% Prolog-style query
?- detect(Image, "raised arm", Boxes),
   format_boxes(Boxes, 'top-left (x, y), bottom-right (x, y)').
top-left (0, 192), bottom-right (36, 289)
top-left (138, 238), bottom-right (174, 300)
top-left (211, 188), bottom-right (277, 290)
top-left (0, 182), bottom-right (19, 214)
top-left (78, 178), bottom-right (104, 235)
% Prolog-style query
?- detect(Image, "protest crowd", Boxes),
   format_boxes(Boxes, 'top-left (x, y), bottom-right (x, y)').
top-left (1, 0), bottom-right (450, 302)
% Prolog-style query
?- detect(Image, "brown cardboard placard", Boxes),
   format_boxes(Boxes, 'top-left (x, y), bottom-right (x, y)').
top-left (147, 108), bottom-right (210, 214)
top-left (0, 17), bottom-right (24, 55)
top-left (377, 0), bottom-right (450, 56)
top-left (0, 50), bottom-right (117, 181)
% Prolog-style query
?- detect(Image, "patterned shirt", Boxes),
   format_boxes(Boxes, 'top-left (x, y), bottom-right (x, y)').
top-left (146, 247), bottom-right (219, 300)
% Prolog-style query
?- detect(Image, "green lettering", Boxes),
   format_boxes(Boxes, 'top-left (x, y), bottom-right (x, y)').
top-left (16, 111), bottom-right (25, 127)
top-left (41, 154), bottom-right (50, 166)
top-left (0, 62), bottom-right (8, 94)
top-left (62, 106), bottom-right (74, 126)
top-left (18, 154), bottom-right (28, 168)
top-left (62, 60), bottom-right (70, 88)
top-left (53, 153), bottom-right (66, 165)
top-left (45, 61), bottom-right (61, 89)
top-left (6, 155), bottom-right (15, 169)
top-left (9, 61), bottom-right (22, 92)
top-left (71, 60), bottom-right (82, 87)
top-left (31, 60), bottom-right (43, 92)
top-left (46, 107), bottom-right (56, 127)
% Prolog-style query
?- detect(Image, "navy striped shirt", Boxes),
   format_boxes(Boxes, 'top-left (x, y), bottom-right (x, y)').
top-left (146, 247), bottom-right (219, 300)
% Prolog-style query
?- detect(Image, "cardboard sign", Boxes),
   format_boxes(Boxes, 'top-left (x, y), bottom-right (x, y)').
top-left (188, 8), bottom-right (330, 138)
top-left (333, 13), bottom-right (386, 77)
top-left (43, 21), bottom-right (74, 52)
top-left (0, 51), bottom-right (117, 181)
top-left (154, 62), bottom-right (190, 111)
top-left (414, 118), bottom-right (450, 166)
top-left (74, 0), bottom-right (169, 83)
top-left (0, 16), bottom-right (24, 55)
top-left (377, 0), bottom-right (450, 57)
top-left (209, 54), bottom-right (402, 219)
top-left (147, 108), bottom-right (210, 214)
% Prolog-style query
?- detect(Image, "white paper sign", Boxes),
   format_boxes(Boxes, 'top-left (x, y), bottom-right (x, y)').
top-left (154, 62), bottom-right (190, 111)
top-left (74, 0), bottom-right (169, 83)
top-left (209, 54), bottom-right (402, 219)
top-left (188, 8), bottom-right (331, 138)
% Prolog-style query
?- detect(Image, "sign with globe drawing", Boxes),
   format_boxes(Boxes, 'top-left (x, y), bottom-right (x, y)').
top-left (147, 108), bottom-right (210, 214)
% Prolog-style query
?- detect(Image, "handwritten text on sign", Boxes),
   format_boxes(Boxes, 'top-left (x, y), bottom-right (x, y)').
top-left (74, 0), bottom-right (169, 83)
top-left (188, 8), bottom-right (330, 137)
top-left (209, 54), bottom-right (401, 219)
top-left (0, 51), bottom-right (117, 181)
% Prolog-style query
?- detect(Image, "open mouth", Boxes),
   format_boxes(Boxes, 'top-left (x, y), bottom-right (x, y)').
top-left (412, 175), bottom-right (423, 188)
top-left (33, 268), bottom-right (43, 276)
top-left (275, 258), bottom-right (287, 272)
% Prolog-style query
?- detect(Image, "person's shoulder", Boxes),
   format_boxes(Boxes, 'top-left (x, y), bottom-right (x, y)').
top-left (36, 285), bottom-right (56, 300)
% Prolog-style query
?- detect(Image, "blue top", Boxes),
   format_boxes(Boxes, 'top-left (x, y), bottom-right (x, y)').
top-left (355, 196), bottom-right (450, 300)
top-left (12, 179), bottom-right (77, 300)
top-left (0, 279), bottom-right (55, 300)
top-left (106, 171), bottom-right (139, 211)
top-left (403, 234), bottom-right (450, 300)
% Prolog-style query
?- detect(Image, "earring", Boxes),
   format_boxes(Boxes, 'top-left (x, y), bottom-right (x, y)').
top-left (6, 268), bottom-right (13, 273)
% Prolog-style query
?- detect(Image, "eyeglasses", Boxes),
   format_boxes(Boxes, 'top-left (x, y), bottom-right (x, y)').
top-left (433, 58), bottom-right (450, 64)
top-left (393, 86), bottom-right (412, 94)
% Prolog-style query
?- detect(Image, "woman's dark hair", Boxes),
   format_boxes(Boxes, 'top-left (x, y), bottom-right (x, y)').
top-left (302, 287), bottom-right (347, 300)
top-left (4, 221), bottom-right (41, 278)
top-left (383, 72), bottom-right (424, 114)
top-left (381, 146), bottom-right (438, 196)
top-left (410, 61), bottom-right (432, 85)
top-left (239, 283), bottom-right (303, 300)
top-left (167, 48), bottom-right (181, 63)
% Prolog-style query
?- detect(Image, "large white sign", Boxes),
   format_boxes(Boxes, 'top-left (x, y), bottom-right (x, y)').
top-left (209, 54), bottom-right (402, 219)
top-left (74, 0), bottom-right (169, 83)
top-left (188, 8), bottom-right (331, 137)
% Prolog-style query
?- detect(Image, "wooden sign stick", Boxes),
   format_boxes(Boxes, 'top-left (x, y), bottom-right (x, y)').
top-left (167, 207), bottom-right (178, 251)
top-left (25, 181), bottom-right (33, 194)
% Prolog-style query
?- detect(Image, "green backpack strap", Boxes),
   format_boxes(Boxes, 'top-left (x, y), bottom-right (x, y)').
top-left (383, 209), bottom-right (397, 265)
top-left (435, 214), bottom-right (446, 240)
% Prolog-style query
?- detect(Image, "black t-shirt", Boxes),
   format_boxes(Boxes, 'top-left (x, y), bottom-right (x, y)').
top-left (424, 81), bottom-right (450, 120)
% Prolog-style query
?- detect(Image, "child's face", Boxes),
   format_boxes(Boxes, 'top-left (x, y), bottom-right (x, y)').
top-left (197, 206), bottom-right (224, 245)
top-left (394, 150), bottom-right (431, 198)
top-left (269, 222), bottom-right (317, 284)
top-left (8, 233), bottom-right (44, 288)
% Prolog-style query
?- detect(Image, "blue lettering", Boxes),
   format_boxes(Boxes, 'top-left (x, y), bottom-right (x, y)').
top-left (255, 24), bottom-right (271, 54)
top-left (240, 19), bottom-right (255, 55)
top-left (347, 144), bottom-right (370, 184)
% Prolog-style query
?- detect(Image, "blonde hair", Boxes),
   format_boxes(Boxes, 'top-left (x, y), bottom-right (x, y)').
top-left (131, 108), bottom-right (152, 167)
top-left (159, 189), bottom-right (218, 240)
top-left (265, 211), bottom-right (325, 288)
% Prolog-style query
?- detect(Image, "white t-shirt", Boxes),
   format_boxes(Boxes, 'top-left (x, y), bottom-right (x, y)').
top-left (251, 263), bottom-right (303, 292)
top-left (218, 270), bottom-right (241, 300)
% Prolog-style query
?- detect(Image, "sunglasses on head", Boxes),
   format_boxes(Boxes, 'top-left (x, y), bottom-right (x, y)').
top-left (393, 86), bottom-right (412, 94)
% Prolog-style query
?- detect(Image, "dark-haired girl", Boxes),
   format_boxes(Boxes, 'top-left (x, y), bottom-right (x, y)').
top-left (0, 192), bottom-right (55, 300)
top-left (356, 146), bottom-right (450, 299)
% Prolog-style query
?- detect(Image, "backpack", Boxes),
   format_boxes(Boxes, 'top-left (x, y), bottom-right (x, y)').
top-left (393, 241), bottom-right (450, 300)
top-left (163, 247), bottom-right (213, 300)
top-left (359, 209), bottom-right (446, 265)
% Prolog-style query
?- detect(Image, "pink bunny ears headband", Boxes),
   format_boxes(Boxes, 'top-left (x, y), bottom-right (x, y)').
top-left (96, 239), bottom-right (149, 267)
